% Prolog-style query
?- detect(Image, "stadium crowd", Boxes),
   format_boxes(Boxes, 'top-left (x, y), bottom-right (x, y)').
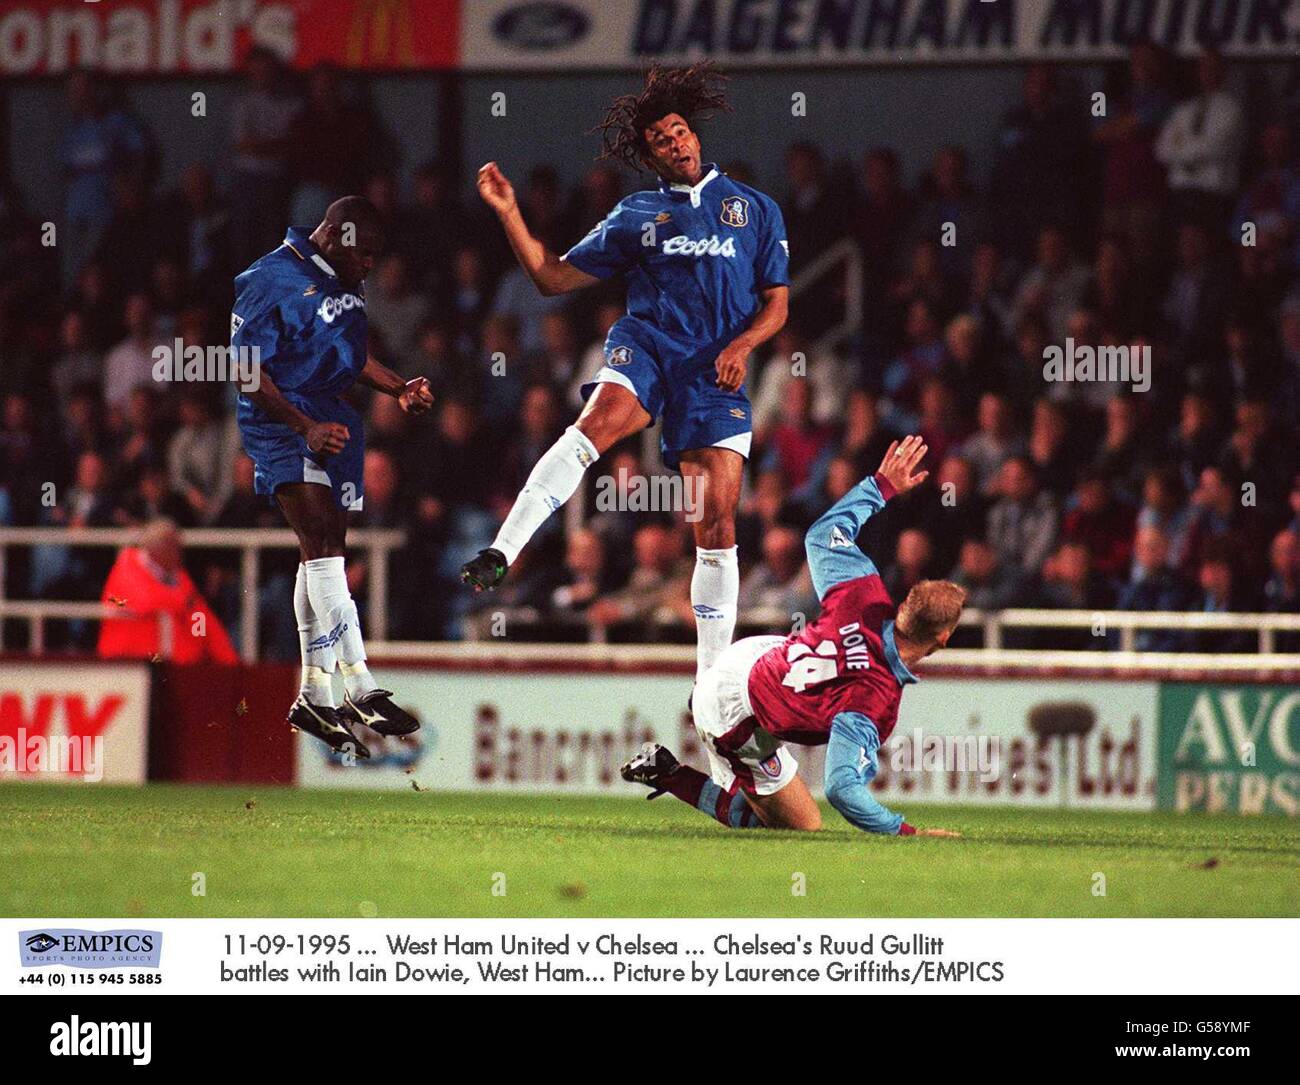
top-left (0, 46), bottom-right (1298, 656)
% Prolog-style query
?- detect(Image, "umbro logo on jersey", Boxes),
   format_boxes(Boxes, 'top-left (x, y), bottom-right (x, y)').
top-left (317, 293), bottom-right (364, 323)
top-left (828, 526), bottom-right (853, 548)
top-left (662, 234), bottom-right (737, 258)
top-left (693, 604), bottom-right (725, 619)
top-left (729, 407), bottom-right (746, 419)
top-left (655, 211), bottom-right (672, 223)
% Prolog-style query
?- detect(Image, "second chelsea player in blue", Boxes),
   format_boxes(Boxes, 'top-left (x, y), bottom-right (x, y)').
top-left (462, 63), bottom-right (790, 679)
top-left (233, 196), bottom-right (434, 757)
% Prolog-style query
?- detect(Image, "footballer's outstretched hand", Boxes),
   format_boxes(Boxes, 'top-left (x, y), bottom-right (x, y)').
top-left (400, 377), bottom-right (435, 415)
top-left (477, 162), bottom-right (517, 217)
top-left (915, 828), bottom-right (962, 838)
top-left (876, 434), bottom-right (930, 495)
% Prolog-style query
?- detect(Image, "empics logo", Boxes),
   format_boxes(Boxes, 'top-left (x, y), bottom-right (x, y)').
top-left (20, 929), bottom-right (162, 969)
top-left (50, 1017), bottom-right (151, 1066)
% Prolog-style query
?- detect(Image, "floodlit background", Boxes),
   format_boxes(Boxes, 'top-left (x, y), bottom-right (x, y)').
top-left (0, 5), bottom-right (1296, 863)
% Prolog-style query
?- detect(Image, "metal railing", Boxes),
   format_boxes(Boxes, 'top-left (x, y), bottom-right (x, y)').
top-left (0, 526), bottom-right (405, 661)
top-left (0, 600), bottom-right (172, 657)
top-left (456, 602), bottom-right (1300, 664)
top-left (790, 237), bottom-right (864, 359)
top-left (956, 607), bottom-right (1300, 654)
top-left (4, 534), bottom-right (1299, 664)
top-left (364, 638), bottom-right (1300, 676)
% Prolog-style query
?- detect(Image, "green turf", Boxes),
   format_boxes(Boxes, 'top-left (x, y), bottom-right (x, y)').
top-left (1, 784), bottom-right (1295, 917)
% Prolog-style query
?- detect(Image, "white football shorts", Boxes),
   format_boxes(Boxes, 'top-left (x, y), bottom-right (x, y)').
top-left (692, 634), bottom-right (799, 797)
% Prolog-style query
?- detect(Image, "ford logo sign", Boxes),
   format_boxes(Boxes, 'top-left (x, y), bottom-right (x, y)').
top-left (493, 2), bottom-right (590, 51)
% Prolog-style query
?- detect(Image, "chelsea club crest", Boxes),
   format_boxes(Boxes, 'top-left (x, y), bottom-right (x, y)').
top-left (720, 196), bottom-right (749, 228)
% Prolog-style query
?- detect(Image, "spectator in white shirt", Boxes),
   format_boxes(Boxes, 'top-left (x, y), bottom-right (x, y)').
top-left (103, 293), bottom-right (163, 419)
top-left (1011, 225), bottom-right (1092, 342)
top-left (961, 392), bottom-right (1027, 494)
top-left (366, 253), bottom-right (431, 374)
top-left (751, 324), bottom-right (857, 435)
top-left (1155, 48), bottom-right (1245, 229)
top-left (167, 391), bottom-right (239, 525)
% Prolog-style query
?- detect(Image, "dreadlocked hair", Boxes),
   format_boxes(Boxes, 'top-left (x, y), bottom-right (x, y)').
top-left (593, 62), bottom-right (730, 171)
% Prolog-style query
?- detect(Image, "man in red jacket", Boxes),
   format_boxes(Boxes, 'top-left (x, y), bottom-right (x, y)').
top-left (97, 519), bottom-right (238, 664)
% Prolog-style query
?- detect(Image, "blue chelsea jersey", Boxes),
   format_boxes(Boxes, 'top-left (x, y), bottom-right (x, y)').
top-left (563, 164), bottom-right (789, 349)
top-left (231, 227), bottom-right (368, 416)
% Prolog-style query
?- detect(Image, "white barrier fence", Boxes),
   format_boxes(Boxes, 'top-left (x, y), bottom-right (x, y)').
top-left (0, 600), bottom-right (171, 657)
top-left (3, 527), bottom-right (1300, 668)
top-left (0, 526), bottom-right (405, 660)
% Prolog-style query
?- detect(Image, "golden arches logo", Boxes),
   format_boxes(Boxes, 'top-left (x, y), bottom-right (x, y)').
top-left (346, 0), bottom-right (417, 67)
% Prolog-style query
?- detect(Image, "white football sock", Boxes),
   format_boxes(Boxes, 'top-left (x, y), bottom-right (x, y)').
top-left (294, 563), bottom-right (336, 707)
top-left (692, 546), bottom-right (739, 678)
top-left (491, 425), bottom-right (598, 565)
top-left (303, 556), bottom-right (377, 700)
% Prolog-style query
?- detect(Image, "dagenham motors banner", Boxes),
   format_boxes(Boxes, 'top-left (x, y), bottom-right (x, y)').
top-left (3, 0), bottom-right (1298, 76)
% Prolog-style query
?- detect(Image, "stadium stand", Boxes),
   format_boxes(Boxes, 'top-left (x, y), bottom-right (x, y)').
top-left (1, 49), bottom-right (1297, 657)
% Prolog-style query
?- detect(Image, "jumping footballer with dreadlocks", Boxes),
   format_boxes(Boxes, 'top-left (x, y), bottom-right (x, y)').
top-left (462, 63), bottom-right (789, 678)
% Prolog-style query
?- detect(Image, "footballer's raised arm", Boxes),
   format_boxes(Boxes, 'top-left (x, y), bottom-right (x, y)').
top-left (805, 434), bottom-right (930, 600)
top-left (804, 471), bottom-right (892, 600)
top-left (477, 162), bottom-right (599, 297)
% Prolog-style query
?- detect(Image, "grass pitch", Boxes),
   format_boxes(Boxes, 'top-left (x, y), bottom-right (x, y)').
top-left (1, 784), bottom-right (1295, 918)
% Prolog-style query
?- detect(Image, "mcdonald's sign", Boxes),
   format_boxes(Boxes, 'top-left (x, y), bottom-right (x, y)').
top-left (0, 1), bottom-right (460, 75)
top-left (274, 0), bottom-right (462, 71)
